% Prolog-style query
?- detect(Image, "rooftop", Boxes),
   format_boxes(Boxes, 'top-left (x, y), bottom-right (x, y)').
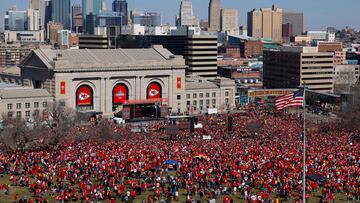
top-left (21, 45), bottom-right (186, 71)
top-left (0, 87), bottom-right (51, 99)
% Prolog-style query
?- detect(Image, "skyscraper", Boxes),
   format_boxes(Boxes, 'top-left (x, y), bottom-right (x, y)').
top-left (52, 0), bottom-right (71, 30)
top-left (44, 0), bottom-right (52, 27)
top-left (176, 0), bottom-right (199, 27)
top-left (247, 5), bottom-right (283, 42)
top-left (29, 0), bottom-right (41, 10)
top-left (221, 9), bottom-right (239, 36)
top-left (72, 4), bottom-right (82, 32)
top-left (282, 12), bottom-right (304, 37)
top-left (5, 10), bottom-right (28, 31)
top-left (82, 0), bottom-right (103, 22)
top-left (112, 0), bottom-right (128, 25)
top-left (27, 9), bottom-right (41, 30)
top-left (208, 0), bottom-right (221, 32)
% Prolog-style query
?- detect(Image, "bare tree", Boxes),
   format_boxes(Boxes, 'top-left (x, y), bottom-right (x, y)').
top-left (43, 102), bottom-right (81, 145)
top-left (339, 82), bottom-right (360, 130)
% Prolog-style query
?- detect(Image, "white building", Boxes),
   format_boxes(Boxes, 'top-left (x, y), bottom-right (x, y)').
top-left (27, 9), bottom-right (41, 31)
top-left (176, 0), bottom-right (199, 27)
top-left (5, 30), bottom-right (45, 43)
top-left (221, 9), bottom-right (239, 36)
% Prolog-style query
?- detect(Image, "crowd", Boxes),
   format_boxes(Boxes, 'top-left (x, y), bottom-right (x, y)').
top-left (0, 105), bottom-right (359, 203)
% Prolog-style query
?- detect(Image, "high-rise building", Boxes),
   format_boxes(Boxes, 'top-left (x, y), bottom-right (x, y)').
top-left (220, 9), bottom-right (239, 36)
top-left (29, 0), bottom-right (41, 10)
top-left (72, 4), bottom-right (82, 31)
top-left (282, 23), bottom-right (293, 40)
top-left (82, 0), bottom-right (103, 24)
top-left (112, 0), bottom-right (127, 25)
top-left (52, 0), bottom-right (71, 30)
top-left (29, 0), bottom-right (42, 29)
top-left (247, 5), bottom-right (283, 42)
top-left (176, 0), bottom-right (199, 27)
top-left (208, 0), bottom-right (221, 32)
top-left (131, 11), bottom-right (161, 27)
top-left (5, 10), bottom-right (28, 31)
top-left (282, 11), bottom-right (304, 37)
top-left (97, 11), bottom-right (123, 27)
top-left (44, 0), bottom-right (52, 28)
top-left (263, 47), bottom-right (334, 93)
top-left (47, 22), bottom-right (63, 45)
top-left (27, 9), bottom-right (41, 31)
top-left (85, 13), bottom-right (97, 35)
top-left (185, 35), bottom-right (218, 78)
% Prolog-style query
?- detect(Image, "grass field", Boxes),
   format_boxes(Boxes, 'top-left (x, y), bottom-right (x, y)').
top-left (0, 173), bottom-right (352, 203)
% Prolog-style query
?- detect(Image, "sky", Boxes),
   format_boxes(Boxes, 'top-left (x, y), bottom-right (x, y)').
top-left (1, 0), bottom-right (360, 30)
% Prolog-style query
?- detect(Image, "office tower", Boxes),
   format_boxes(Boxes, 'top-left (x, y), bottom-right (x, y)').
top-left (282, 11), bottom-right (304, 36)
top-left (44, 0), bottom-right (52, 27)
top-left (131, 11), bottom-right (161, 27)
top-left (282, 23), bottom-right (293, 40)
top-left (27, 9), bottom-right (41, 30)
top-left (72, 4), bottom-right (81, 31)
top-left (29, 0), bottom-right (41, 10)
top-left (221, 8), bottom-right (239, 35)
top-left (263, 47), bottom-right (334, 93)
top-left (82, 0), bottom-right (103, 23)
top-left (85, 13), bottom-right (97, 34)
top-left (208, 0), bottom-right (221, 32)
top-left (52, 0), bottom-right (71, 30)
top-left (47, 22), bottom-right (63, 44)
top-left (185, 35), bottom-right (218, 78)
top-left (176, 0), bottom-right (199, 27)
top-left (5, 10), bottom-right (28, 31)
top-left (247, 5), bottom-right (283, 42)
top-left (97, 11), bottom-right (123, 27)
top-left (112, 0), bottom-right (128, 25)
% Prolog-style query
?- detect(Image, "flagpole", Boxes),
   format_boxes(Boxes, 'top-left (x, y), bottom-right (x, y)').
top-left (302, 86), bottom-right (306, 203)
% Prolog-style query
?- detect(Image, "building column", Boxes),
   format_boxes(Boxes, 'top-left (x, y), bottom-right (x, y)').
top-left (136, 76), bottom-right (142, 100)
top-left (100, 77), bottom-right (106, 114)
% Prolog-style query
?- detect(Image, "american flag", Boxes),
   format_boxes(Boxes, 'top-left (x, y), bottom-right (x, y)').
top-left (275, 88), bottom-right (305, 110)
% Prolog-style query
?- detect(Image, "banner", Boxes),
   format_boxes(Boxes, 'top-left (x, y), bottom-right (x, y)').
top-left (76, 85), bottom-right (93, 106)
top-left (60, 81), bottom-right (66, 95)
top-left (147, 82), bottom-right (162, 99)
top-left (176, 77), bottom-right (182, 89)
top-left (113, 84), bottom-right (128, 104)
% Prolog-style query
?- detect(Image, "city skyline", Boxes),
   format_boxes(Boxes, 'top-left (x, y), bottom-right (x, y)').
top-left (0, 0), bottom-right (359, 30)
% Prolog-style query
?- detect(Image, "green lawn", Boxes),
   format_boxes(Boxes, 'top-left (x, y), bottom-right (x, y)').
top-left (0, 175), bottom-right (350, 203)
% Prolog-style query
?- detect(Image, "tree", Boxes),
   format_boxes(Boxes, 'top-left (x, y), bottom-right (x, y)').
top-left (339, 81), bottom-right (360, 130)
top-left (43, 102), bottom-right (83, 145)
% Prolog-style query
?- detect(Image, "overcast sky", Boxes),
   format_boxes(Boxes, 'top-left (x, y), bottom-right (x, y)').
top-left (1, 0), bottom-right (360, 30)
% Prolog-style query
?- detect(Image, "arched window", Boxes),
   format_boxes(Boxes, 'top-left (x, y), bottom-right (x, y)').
top-left (76, 85), bottom-right (94, 111)
top-left (147, 82), bottom-right (162, 99)
top-left (113, 83), bottom-right (128, 105)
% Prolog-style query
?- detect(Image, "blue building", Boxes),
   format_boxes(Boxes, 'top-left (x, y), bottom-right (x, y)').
top-left (112, 0), bottom-right (127, 25)
top-left (85, 13), bottom-right (97, 34)
top-left (97, 11), bottom-right (122, 27)
top-left (82, 0), bottom-right (103, 22)
top-left (6, 10), bottom-right (28, 31)
top-left (44, 0), bottom-right (52, 27)
top-left (52, 0), bottom-right (71, 30)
